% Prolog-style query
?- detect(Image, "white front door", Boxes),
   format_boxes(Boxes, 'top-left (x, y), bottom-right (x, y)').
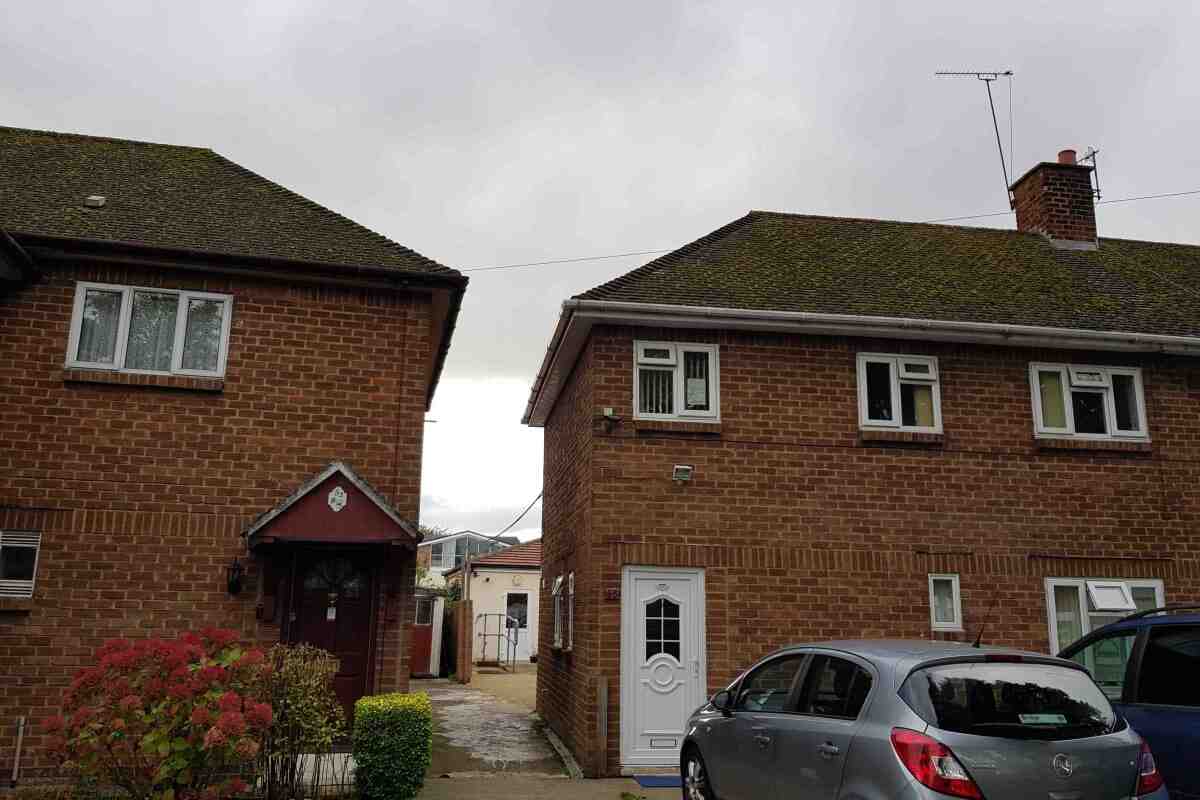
top-left (620, 566), bottom-right (707, 767)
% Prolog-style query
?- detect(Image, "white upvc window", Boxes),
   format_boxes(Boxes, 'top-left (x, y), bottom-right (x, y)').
top-left (1029, 363), bottom-right (1148, 440)
top-left (857, 353), bottom-right (942, 432)
top-left (551, 574), bottom-right (564, 649)
top-left (928, 574), bottom-right (963, 632)
top-left (566, 572), bottom-right (575, 651)
top-left (0, 531), bottom-right (42, 599)
top-left (633, 341), bottom-right (719, 421)
top-left (1045, 577), bottom-right (1163, 654)
top-left (66, 281), bottom-right (233, 378)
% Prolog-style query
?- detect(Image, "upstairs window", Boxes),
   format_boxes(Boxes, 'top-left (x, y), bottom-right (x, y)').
top-left (928, 574), bottom-right (963, 632)
top-left (857, 354), bottom-right (941, 432)
top-left (67, 282), bottom-right (233, 378)
top-left (1030, 364), bottom-right (1147, 440)
top-left (0, 531), bottom-right (41, 599)
top-left (634, 341), bottom-right (719, 421)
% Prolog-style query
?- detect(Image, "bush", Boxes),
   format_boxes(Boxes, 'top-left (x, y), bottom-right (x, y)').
top-left (351, 693), bottom-right (432, 800)
top-left (42, 628), bottom-right (272, 800)
top-left (258, 644), bottom-right (346, 800)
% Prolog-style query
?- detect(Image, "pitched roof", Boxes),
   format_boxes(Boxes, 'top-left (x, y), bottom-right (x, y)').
top-left (577, 211), bottom-right (1200, 338)
top-left (446, 540), bottom-right (542, 573)
top-left (0, 126), bottom-right (458, 276)
top-left (417, 530), bottom-right (520, 547)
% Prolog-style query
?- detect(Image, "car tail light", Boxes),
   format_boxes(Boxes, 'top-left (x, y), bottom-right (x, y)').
top-left (891, 728), bottom-right (983, 800)
top-left (1135, 740), bottom-right (1164, 796)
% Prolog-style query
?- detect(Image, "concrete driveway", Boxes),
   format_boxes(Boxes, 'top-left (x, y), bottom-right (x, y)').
top-left (418, 775), bottom-right (677, 799)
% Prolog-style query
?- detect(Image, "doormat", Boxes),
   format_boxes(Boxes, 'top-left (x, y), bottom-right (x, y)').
top-left (633, 775), bottom-right (682, 788)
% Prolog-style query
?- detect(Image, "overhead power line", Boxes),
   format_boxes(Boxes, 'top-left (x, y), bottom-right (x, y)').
top-left (494, 491), bottom-right (543, 537)
top-left (457, 187), bottom-right (1200, 274)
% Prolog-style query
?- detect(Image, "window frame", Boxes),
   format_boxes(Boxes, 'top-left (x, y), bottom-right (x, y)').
top-left (65, 281), bottom-right (234, 378)
top-left (1044, 577), bottom-right (1164, 654)
top-left (632, 340), bottom-right (720, 422)
top-left (551, 574), bottom-right (564, 650)
top-left (856, 353), bottom-right (942, 433)
top-left (927, 573), bottom-right (964, 632)
top-left (0, 530), bottom-right (42, 599)
top-left (566, 572), bottom-right (575, 652)
top-left (1028, 363), bottom-right (1149, 441)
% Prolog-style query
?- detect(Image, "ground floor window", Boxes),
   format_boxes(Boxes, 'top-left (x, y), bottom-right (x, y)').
top-left (566, 572), bottom-right (575, 651)
top-left (0, 530), bottom-right (41, 598)
top-left (551, 575), bottom-right (564, 648)
top-left (1045, 577), bottom-right (1163, 654)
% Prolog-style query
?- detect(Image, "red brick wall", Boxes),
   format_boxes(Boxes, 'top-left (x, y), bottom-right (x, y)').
top-left (539, 324), bottom-right (1200, 775)
top-left (0, 260), bottom-right (432, 776)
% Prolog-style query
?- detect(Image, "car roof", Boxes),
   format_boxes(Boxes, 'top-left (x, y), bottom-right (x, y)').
top-left (1066, 610), bottom-right (1200, 646)
top-left (765, 640), bottom-right (1083, 687)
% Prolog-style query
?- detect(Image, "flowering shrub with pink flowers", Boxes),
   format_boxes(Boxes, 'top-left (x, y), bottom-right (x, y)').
top-left (42, 628), bottom-right (273, 800)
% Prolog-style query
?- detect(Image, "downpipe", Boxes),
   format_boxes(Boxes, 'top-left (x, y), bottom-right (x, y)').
top-left (10, 715), bottom-right (26, 788)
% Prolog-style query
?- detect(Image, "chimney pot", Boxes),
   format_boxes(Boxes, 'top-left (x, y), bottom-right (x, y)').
top-left (1057, 149), bottom-right (1077, 165)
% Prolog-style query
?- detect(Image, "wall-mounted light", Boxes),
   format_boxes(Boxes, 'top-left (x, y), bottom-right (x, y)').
top-left (226, 558), bottom-right (244, 596)
top-left (672, 464), bottom-right (694, 482)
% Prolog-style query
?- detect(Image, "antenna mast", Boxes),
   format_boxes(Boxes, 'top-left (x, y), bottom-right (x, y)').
top-left (936, 70), bottom-right (1015, 206)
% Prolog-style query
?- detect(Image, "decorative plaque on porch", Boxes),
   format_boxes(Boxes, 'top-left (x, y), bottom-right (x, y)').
top-left (327, 485), bottom-right (348, 512)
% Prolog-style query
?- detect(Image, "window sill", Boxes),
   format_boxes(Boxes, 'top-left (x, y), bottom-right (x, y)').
top-left (859, 429), bottom-right (944, 447)
top-left (63, 369), bottom-right (224, 393)
top-left (632, 419), bottom-right (722, 437)
top-left (0, 598), bottom-right (35, 613)
top-left (1034, 437), bottom-right (1152, 454)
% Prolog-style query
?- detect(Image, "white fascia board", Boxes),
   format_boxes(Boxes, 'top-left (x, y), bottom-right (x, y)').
top-left (522, 299), bottom-right (1200, 427)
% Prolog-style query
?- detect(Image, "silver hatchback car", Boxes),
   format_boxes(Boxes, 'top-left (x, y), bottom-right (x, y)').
top-left (681, 640), bottom-right (1168, 800)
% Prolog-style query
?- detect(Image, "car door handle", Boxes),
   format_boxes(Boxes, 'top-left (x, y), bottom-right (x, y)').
top-left (753, 733), bottom-right (772, 748)
top-left (817, 742), bottom-right (840, 758)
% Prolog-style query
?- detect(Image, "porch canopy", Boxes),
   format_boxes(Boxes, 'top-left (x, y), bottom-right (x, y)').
top-left (244, 461), bottom-right (420, 549)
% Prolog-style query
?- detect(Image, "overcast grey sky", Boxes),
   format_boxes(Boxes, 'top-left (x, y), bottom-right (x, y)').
top-left (5, 1), bottom-right (1198, 539)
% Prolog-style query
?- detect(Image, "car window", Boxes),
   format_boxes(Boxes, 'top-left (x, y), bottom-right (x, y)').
top-left (1068, 630), bottom-right (1137, 700)
top-left (899, 661), bottom-right (1118, 740)
top-left (735, 655), bottom-right (805, 713)
top-left (1137, 625), bottom-right (1200, 707)
top-left (796, 655), bottom-right (872, 719)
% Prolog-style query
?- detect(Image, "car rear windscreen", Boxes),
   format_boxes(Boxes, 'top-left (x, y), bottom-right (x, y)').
top-left (899, 661), bottom-right (1119, 740)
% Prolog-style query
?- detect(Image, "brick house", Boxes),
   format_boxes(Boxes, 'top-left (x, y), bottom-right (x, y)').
top-left (0, 127), bottom-right (466, 777)
top-left (522, 149), bottom-right (1200, 776)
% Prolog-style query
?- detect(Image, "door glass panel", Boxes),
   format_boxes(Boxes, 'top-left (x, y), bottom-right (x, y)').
top-left (414, 598), bottom-right (434, 625)
top-left (1137, 626), bottom-right (1200, 707)
top-left (645, 597), bottom-right (681, 661)
top-left (302, 557), bottom-right (365, 598)
top-left (1069, 631), bottom-right (1137, 700)
top-left (798, 656), bottom-right (873, 719)
top-left (735, 655), bottom-right (805, 712)
top-left (507, 593), bottom-right (529, 629)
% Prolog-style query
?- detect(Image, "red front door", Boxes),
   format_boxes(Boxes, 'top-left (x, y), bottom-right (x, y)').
top-left (410, 597), bottom-right (434, 677)
top-left (289, 553), bottom-right (375, 722)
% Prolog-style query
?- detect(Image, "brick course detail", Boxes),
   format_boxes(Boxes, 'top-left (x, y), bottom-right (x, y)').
top-left (536, 325), bottom-right (1200, 777)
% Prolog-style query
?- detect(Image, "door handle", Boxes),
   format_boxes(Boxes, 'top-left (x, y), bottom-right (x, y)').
top-left (753, 734), bottom-right (772, 748)
top-left (817, 742), bottom-right (840, 758)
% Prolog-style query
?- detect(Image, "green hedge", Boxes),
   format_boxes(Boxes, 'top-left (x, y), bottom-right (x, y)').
top-left (353, 692), bottom-right (433, 800)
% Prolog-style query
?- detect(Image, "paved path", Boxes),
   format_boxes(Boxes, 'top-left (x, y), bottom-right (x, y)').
top-left (415, 679), bottom-right (565, 776)
top-left (418, 776), bottom-right (678, 799)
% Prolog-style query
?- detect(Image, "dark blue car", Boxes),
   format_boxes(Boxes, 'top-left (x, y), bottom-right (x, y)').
top-left (1059, 605), bottom-right (1200, 800)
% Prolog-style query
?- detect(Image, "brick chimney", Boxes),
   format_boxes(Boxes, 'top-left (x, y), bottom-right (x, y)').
top-left (1010, 148), bottom-right (1097, 249)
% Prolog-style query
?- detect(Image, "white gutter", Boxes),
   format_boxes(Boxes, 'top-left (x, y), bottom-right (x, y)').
top-left (522, 299), bottom-right (1200, 426)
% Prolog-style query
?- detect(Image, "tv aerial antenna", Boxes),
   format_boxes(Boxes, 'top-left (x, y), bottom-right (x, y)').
top-left (935, 70), bottom-right (1015, 206)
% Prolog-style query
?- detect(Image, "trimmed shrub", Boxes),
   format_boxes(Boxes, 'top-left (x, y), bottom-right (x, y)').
top-left (351, 693), bottom-right (432, 800)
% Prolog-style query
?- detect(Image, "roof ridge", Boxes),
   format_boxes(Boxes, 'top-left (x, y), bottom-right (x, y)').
top-left (204, 150), bottom-right (460, 276)
top-left (0, 124), bottom-right (210, 152)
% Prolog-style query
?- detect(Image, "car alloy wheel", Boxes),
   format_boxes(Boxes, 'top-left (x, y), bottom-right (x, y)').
top-left (683, 750), bottom-right (713, 800)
